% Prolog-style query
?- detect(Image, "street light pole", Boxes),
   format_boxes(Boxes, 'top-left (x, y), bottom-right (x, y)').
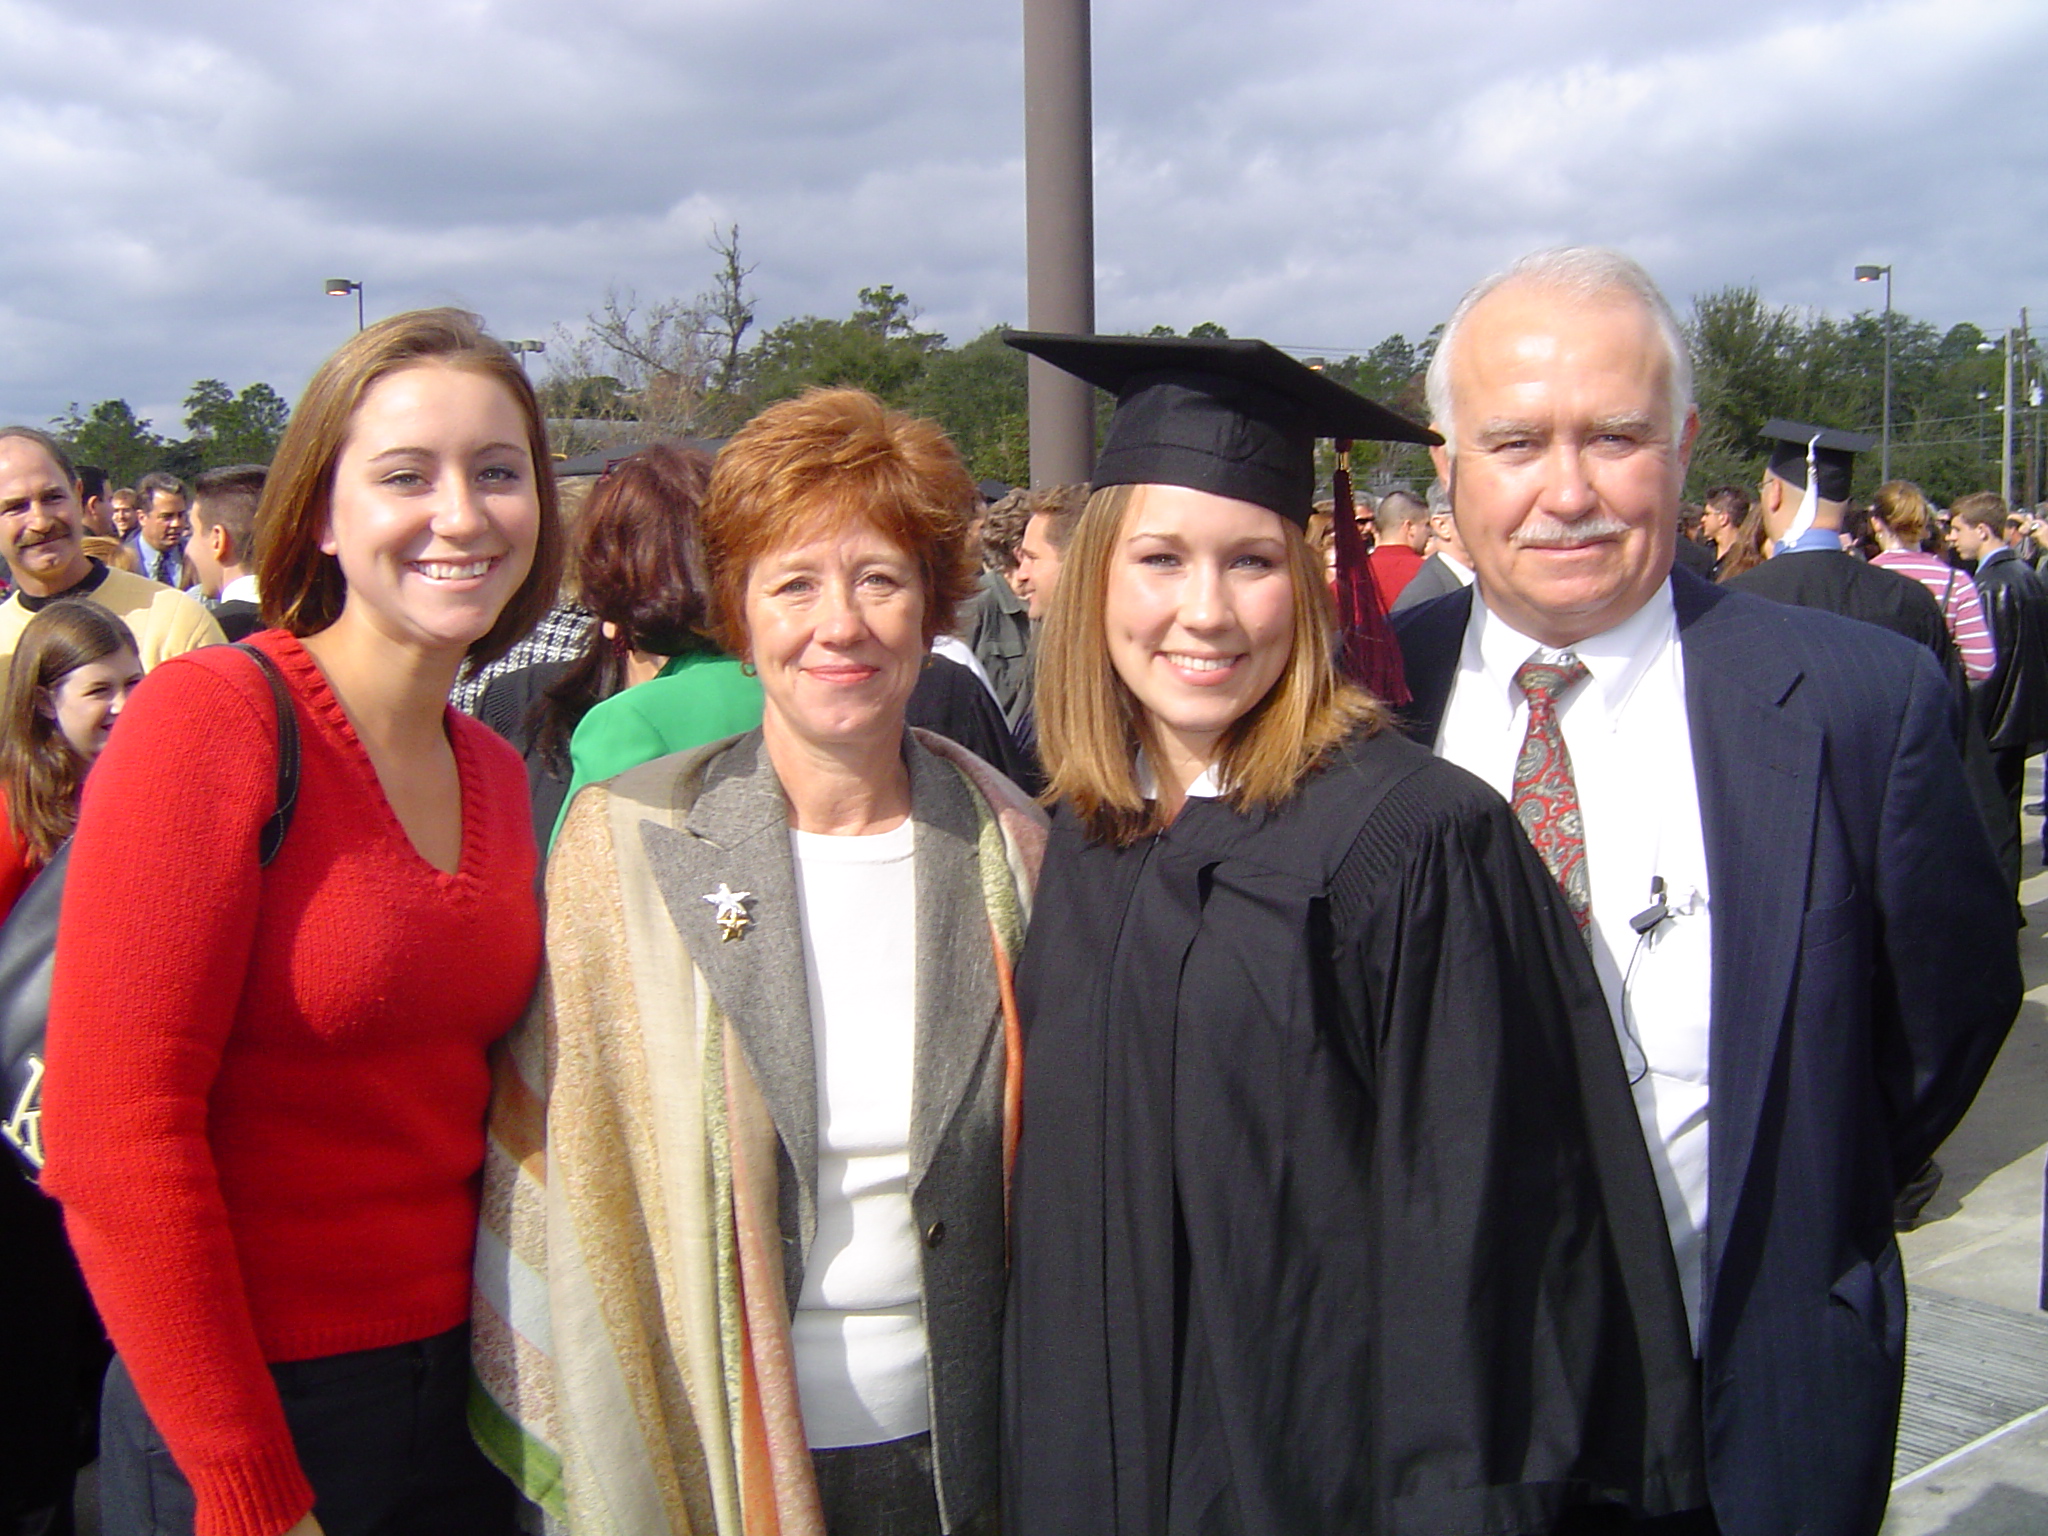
top-left (324, 277), bottom-right (366, 331)
top-left (2003, 325), bottom-right (2015, 509)
top-left (1022, 0), bottom-right (1097, 488)
top-left (1854, 264), bottom-right (1893, 482)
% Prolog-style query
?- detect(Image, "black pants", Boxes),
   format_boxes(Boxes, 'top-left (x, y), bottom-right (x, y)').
top-left (0, 1171), bottom-right (109, 1536)
top-left (99, 1324), bottom-right (515, 1536)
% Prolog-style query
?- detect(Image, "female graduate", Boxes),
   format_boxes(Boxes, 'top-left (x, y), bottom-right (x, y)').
top-left (1000, 334), bottom-right (1706, 1536)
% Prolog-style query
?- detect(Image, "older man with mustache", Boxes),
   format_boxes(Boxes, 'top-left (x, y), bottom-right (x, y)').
top-left (1390, 247), bottom-right (2016, 1536)
top-left (0, 427), bottom-right (222, 679)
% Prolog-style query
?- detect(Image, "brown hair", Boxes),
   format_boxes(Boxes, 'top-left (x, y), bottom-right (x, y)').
top-left (701, 387), bottom-right (977, 656)
top-left (1951, 491), bottom-right (2008, 537)
top-left (81, 535), bottom-right (139, 573)
top-left (192, 464), bottom-right (268, 566)
top-left (1715, 499), bottom-right (1770, 583)
top-left (256, 308), bottom-right (563, 667)
top-left (1036, 483), bottom-right (1383, 845)
top-left (532, 445), bottom-right (718, 770)
top-left (1703, 485), bottom-right (1750, 521)
top-left (980, 487), bottom-right (1033, 573)
top-left (1029, 483), bottom-right (1091, 553)
top-left (136, 470), bottom-right (187, 504)
top-left (0, 426), bottom-right (78, 486)
top-left (0, 600), bottom-right (139, 859)
top-left (1870, 480), bottom-right (1933, 549)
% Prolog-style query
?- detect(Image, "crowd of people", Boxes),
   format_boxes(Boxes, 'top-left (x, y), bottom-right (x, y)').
top-left (0, 243), bottom-right (2031, 1536)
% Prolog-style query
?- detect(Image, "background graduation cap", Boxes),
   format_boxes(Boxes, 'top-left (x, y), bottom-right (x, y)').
top-left (1004, 330), bottom-right (1436, 702)
top-left (1762, 419), bottom-right (1878, 551)
top-left (1762, 419), bottom-right (1877, 504)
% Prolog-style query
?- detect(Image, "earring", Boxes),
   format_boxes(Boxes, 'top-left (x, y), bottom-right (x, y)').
top-left (739, 660), bottom-right (757, 677)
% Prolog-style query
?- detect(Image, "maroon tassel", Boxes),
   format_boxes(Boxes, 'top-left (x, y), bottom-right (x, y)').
top-left (1330, 440), bottom-right (1410, 705)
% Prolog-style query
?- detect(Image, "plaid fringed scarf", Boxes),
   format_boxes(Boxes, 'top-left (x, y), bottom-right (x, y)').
top-left (470, 733), bottom-right (1044, 1534)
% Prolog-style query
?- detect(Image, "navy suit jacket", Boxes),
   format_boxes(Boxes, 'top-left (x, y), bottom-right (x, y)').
top-left (1393, 569), bottom-right (2019, 1536)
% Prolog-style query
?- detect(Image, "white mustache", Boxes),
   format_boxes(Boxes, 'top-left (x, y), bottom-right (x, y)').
top-left (1511, 513), bottom-right (1634, 548)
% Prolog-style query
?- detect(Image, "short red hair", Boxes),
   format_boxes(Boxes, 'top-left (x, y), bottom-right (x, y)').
top-left (701, 388), bottom-right (978, 656)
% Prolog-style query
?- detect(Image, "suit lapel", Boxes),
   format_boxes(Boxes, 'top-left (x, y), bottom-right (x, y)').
top-left (1674, 577), bottom-right (1823, 1293)
top-left (637, 733), bottom-right (819, 1246)
top-left (905, 739), bottom-right (1000, 1193)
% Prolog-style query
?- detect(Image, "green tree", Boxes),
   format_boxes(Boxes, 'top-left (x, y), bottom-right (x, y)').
top-left (909, 326), bottom-right (1029, 486)
top-left (183, 379), bottom-right (290, 467)
top-left (1684, 286), bottom-right (2010, 503)
top-left (745, 285), bottom-right (945, 407)
top-left (54, 399), bottom-right (164, 486)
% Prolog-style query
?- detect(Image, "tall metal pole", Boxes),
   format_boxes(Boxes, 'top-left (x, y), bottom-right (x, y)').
top-left (2002, 325), bottom-right (2015, 508)
top-left (1854, 264), bottom-right (1893, 481)
top-left (1879, 268), bottom-right (1893, 483)
top-left (1022, 0), bottom-right (1096, 487)
top-left (2024, 309), bottom-right (2038, 510)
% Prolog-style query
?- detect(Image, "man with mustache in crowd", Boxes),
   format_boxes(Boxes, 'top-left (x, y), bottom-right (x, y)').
top-left (1392, 247), bottom-right (2017, 1536)
top-left (0, 427), bottom-right (223, 677)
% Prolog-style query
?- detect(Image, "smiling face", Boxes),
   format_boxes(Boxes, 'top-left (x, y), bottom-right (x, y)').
top-left (1434, 281), bottom-right (1696, 649)
top-left (319, 362), bottom-right (540, 659)
top-left (0, 437), bottom-right (92, 598)
top-left (1101, 483), bottom-right (1296, 777)
top-left (742, 518), bottom-right (927, 759)
top-left (45, 648), bottom-right (144, 762)
top-left (1013, 511), bottom-right (1066, 620)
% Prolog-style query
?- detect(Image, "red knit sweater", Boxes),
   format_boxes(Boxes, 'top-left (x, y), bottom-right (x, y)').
top-left (41, 631), bottom-right (541, 1536)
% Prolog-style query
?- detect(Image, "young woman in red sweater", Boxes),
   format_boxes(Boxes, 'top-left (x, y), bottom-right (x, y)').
top-left (41, 309), bottom-right (563, 1536)
top-left (0, 597), bottom-right (140, 1536)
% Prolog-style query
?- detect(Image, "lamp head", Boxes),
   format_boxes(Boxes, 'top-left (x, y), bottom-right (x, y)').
top-left (1853, 265), bottom-right (1887, 283)
top-left (324, 277), bottom-right (360, 296)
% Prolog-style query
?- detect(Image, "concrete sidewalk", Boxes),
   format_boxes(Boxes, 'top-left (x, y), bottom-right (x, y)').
top-left (1882, 802), bottom-right (2048, 1535)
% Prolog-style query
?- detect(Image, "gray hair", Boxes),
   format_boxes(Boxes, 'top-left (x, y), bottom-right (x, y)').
top-left (1425, 477), bottom-right (1451, 516)
top-left (1424, 246), bottom-right (1694, 453)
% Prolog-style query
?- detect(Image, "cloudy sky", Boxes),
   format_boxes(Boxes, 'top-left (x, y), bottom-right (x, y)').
top-left (2, 0), bottom-right (2043, 432)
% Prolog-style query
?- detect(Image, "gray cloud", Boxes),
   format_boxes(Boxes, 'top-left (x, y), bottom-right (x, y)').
top-left (0, 0), bottom-right (2041, 434)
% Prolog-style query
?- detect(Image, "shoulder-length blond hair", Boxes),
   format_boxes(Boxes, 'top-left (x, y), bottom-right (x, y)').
top-left (1037, 483), bottom-right (1384, 846)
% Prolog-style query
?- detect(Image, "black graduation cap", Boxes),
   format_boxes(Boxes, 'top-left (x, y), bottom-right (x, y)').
top-left (1003, 332), bottom-right (1437, 529)
top-left (1762, 419), bottom-right (1878, 504)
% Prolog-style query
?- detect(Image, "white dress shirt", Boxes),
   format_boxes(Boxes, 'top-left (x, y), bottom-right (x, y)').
top-left (1435, 581), bottom-right (1713, 1346)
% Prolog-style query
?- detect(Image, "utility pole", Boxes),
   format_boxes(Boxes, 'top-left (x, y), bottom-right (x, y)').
top-left (2024, 309), bottom-right (2039, 510)
top-left (1022, 0), bottom-right (1096, 487)
top-left (2003, 324), bottom-right (2015, 508)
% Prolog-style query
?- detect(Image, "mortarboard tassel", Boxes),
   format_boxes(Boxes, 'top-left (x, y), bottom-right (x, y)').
top-left (1331, 440), bottom-right (1411, 705)
top-left (1777, 432), bottom-right (1822, 553)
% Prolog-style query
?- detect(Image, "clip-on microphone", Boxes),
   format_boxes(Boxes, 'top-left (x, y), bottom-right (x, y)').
top-left (1629, 876), bottom-right (1670, 936)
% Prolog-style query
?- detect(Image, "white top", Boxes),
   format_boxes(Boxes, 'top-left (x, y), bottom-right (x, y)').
top-left (1134, 751), bottom-right (1224, 802)
top-left (788, 817), bottom-right (931, 1447)
top-left (219, 573), bottom-right (260, 605)
top-left (1435, 581), bottom-right (1713, 1347)
top-left (1444, 554), bottom-right (1477, 586)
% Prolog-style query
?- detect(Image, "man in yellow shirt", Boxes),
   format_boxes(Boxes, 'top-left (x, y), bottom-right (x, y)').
top-left (0, 427), bottom-right (224, 675)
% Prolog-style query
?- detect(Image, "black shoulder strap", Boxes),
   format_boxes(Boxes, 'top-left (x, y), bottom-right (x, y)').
top-left (232, 643), bottom-right (300, 867)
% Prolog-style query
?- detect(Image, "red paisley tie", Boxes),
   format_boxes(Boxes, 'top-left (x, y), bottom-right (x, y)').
top-left (1512, 655), bottom-right (1592, 931)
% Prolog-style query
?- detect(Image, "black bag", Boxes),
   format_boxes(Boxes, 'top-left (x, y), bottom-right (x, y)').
top-left (0, 643), bottom-right (299, 1181)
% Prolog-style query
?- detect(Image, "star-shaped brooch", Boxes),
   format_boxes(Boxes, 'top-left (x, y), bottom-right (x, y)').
top-left (702, 882), bottom-right (754, 943)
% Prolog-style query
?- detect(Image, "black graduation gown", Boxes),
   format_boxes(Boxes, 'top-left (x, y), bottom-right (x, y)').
top-left (1003, 728), bottom-right (1705, 1536)
top-left (1724, 549), bottom-right (1951, 660)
